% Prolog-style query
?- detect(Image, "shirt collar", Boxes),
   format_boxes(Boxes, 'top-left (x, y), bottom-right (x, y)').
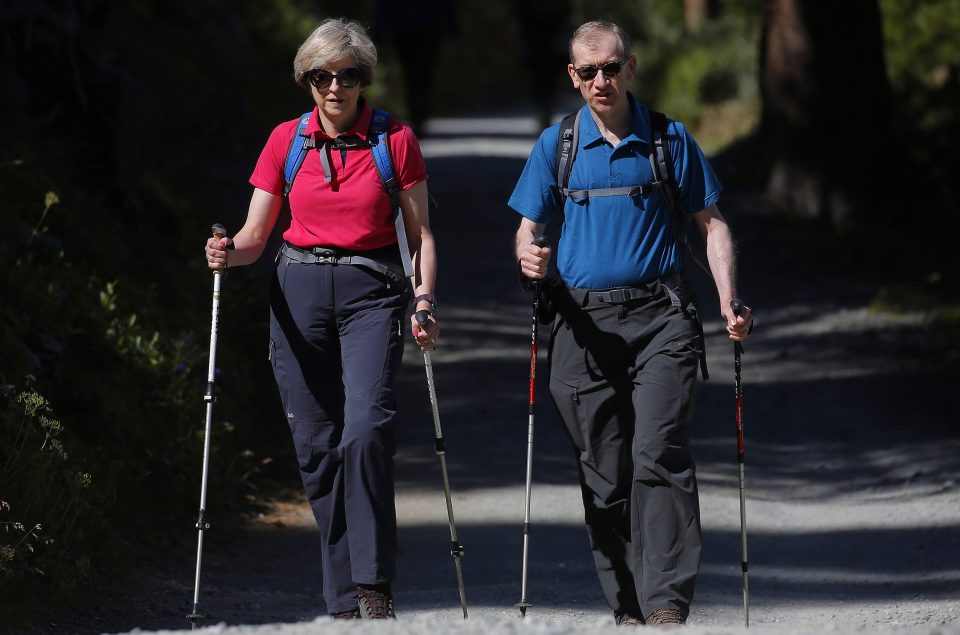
top-left (578, 92), bottom-right (652, 148)
top-left (306, 98), bottom-right (372, 141)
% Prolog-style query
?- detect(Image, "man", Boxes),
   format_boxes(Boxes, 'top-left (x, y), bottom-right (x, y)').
top-left (509, 20), bottom-right (753, 626)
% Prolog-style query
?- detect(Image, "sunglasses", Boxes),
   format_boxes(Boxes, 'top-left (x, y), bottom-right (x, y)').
top-left (573, 60), bottom-right (627, 82)
top-left (308, 67), bottom-right (362, 90)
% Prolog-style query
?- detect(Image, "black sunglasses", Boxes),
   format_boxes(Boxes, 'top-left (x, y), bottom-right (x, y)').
top-left (573, 60), bottom-right (627, 82)
top-left (308, 67), bottom-right (362, 90)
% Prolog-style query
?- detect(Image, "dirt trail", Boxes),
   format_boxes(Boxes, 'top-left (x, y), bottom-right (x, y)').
top-left (30, 114), bottom-right (960, 635)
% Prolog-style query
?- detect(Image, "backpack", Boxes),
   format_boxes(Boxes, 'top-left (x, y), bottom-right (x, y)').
top-left (553, 108), bottom-right (711, 380)
top-left (554, 108), bottom-right (708, 274)
top-left (282, 107), bottom-right (414, 278)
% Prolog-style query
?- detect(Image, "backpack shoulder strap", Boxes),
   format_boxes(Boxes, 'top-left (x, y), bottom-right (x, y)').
top-left (649, 109), bottom-right (711, 278)
top-left (649, 109), bottom-right (688, 245)
top-left (555, 110), bottom-right (581, 207)
top-left (283, 112), bottom-right (314, 196)
top-left (648, 109), bottom-right (679, 220)
top-left (368, 108), bottom-right (414, 278)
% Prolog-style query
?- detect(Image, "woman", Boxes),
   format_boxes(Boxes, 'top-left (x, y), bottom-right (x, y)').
top-left (204, 17), bottom-right (438, 620)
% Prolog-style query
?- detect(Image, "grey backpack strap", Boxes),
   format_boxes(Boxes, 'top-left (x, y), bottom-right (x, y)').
top-left (555, 110), bottom-right (581, 207)
top-left (649, 109), bottom-right (711, 277)
top-left (563, 184), bottom-right (658, 203)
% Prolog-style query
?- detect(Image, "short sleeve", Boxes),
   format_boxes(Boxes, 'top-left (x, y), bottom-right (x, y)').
top-left (389, 123), bottom-right (428, 191)
top-left (249, 120), bottom-right (299, 196)
top-left (507, 126), bottom-right (562, 223)
top-left (669, 121), bottom-right (722, 214)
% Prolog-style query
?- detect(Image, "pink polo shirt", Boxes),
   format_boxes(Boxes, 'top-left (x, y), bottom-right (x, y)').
top-left (249, 102), bottom-right (428, 250)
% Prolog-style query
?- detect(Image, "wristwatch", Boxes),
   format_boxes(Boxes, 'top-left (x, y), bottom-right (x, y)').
top-left (414, 293), bottom-right (437, 312)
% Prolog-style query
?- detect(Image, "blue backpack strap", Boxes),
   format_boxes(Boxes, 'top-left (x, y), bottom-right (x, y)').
top-left (369, 108), bottom-right (401, 210)
top-left (368, 108), bottom-right (414, 278)
top-left (283, 112), bottom-right (314, 196)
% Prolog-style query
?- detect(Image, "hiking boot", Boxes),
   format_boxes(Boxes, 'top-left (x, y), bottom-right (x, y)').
top-left (615, 611), bottom-right (644, 626)
top-left (357, 585), bottom-right (396, 619)
top-left (331, 608), bottom-right (360, 620)
top-left (647, 608), bottom-right (685, 627)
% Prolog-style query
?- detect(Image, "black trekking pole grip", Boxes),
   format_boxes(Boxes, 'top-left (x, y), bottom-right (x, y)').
top-left (730, 298), bottom-right (745, 356)
top-left (415, 310), bottom-right (432, 327)
top-left (530, 235), bottom-right (548, 295)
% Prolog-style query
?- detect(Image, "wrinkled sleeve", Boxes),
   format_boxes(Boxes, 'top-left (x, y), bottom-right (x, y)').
top-left (669, 121), bottom-right (722, 215)
top-left (391, 124), bottom-right (428, 191)
top-left (249, 121), bottom-right (297, 196)
top-left (508, 127), bottom-right (562, 224)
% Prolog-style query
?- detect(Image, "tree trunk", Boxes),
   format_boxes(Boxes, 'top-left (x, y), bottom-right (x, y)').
top-left (683, 0), bottom-right (720, 33)
top-left (760, 0), bottom-right (891, 233)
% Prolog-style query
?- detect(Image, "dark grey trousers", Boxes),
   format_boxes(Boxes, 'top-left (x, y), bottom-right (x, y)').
top-left (269, 251), bottom-right (407, 614)
top-left (547, 280), bottom-right (703, 620)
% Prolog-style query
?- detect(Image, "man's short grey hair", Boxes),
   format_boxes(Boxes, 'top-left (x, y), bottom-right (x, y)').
top-left (293, 18), bottom-right (378, 89)
top-left (569, 20), bottom-right (632, 63)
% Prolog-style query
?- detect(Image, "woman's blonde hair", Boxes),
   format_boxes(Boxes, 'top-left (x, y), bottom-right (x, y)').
top-left (293, 18), bottom-right (377, 89)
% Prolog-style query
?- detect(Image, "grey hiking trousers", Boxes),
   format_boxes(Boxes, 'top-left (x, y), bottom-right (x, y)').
top-left (547, 277), bottom-right (703, 620)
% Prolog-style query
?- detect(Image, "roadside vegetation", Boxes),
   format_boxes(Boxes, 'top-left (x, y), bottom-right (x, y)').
top-left (2, 0), bottom-right (958, 620)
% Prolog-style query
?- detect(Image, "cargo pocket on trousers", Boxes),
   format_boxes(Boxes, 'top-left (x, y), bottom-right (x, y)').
top-left (549, 375), bottom-right (585, 452)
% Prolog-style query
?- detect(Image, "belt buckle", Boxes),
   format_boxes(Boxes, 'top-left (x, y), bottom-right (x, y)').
top-left (610, 288), bottom-right (629, 303)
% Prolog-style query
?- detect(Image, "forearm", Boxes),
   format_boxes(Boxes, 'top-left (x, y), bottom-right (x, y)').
top-left (226, 188), bottom-right (282, 267)
top-left (706, 223), bottom-right (737, 307)
top-left (696, 205), bottom-right (737, 308)
top-left (411, 229), bottom-right (437, 310)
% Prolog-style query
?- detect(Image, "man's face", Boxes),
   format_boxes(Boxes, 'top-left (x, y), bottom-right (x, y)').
top-left (567, 32), bottom-right (636, 116)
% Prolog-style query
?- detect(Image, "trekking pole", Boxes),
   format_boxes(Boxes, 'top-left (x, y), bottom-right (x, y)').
top-left (731, 298), bottom-right (749, 628)
top-left (414, 310), bottom-right (468, 619)
top-left (517, 236), bottom-right (547, 619)
top-left (187, 223), bottom-right (231, 629)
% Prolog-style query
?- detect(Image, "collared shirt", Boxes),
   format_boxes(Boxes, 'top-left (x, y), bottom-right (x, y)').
top-left (508, 94), bottom-right (721, 289)
top-left (250, 100), bottom-right (427, 250)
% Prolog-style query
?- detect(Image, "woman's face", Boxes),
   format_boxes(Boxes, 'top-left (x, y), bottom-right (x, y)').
top-left (308, 55), bottom-right (363, 125)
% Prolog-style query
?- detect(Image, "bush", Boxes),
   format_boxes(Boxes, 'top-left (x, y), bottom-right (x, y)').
top-left (0, 387), bottom-right (100, 596)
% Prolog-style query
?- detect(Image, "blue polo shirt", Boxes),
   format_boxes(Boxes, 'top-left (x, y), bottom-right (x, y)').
top-left (508, 94), bottom-right (722, 289)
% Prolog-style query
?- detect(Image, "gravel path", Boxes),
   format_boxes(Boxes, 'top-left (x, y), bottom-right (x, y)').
top-left (34, 114), bottom-right (960, 635)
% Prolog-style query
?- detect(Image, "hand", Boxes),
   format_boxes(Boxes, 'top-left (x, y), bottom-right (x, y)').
top-left (411, 311), bottom-right (440, 351)
top-left (723, 304), bottom-right (753, 342)
top-left (205, 236), bottom-right (233, 271)
top-left (518, 241), bottom-right (551, 280)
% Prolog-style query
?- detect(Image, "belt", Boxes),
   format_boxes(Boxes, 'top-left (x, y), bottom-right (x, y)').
top-left (567, 274), bottom-right (682, 306)
top-left (561, 273), bottom-right (708, 380)
top-left (279, 243), bottom-right (405, 279)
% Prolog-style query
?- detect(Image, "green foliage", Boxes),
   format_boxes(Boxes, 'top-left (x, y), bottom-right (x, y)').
top-left (0, 387), bottom-right (100, 595)
top-left (0, 0), bottom-right (316, 612)
top-left (571, 0), bottom-right (761, 152)
top-left (881, 0), bottom-right (960, 92)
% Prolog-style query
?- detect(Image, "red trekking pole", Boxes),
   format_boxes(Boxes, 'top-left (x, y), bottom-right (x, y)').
top-left (517, 236), bottom-right (547, 618)
top-left (731, 298), bottom-right (749, 627)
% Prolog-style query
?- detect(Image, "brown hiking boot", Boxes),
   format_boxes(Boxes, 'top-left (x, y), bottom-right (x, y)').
top-left (331, 608), bottom-right (360, 620)
top-left (358, 585), bottom-right (396, 619)
top-left (615, 611), bottom-right (645, 626)
top-left (647, 608), bottom-right (685, 627)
